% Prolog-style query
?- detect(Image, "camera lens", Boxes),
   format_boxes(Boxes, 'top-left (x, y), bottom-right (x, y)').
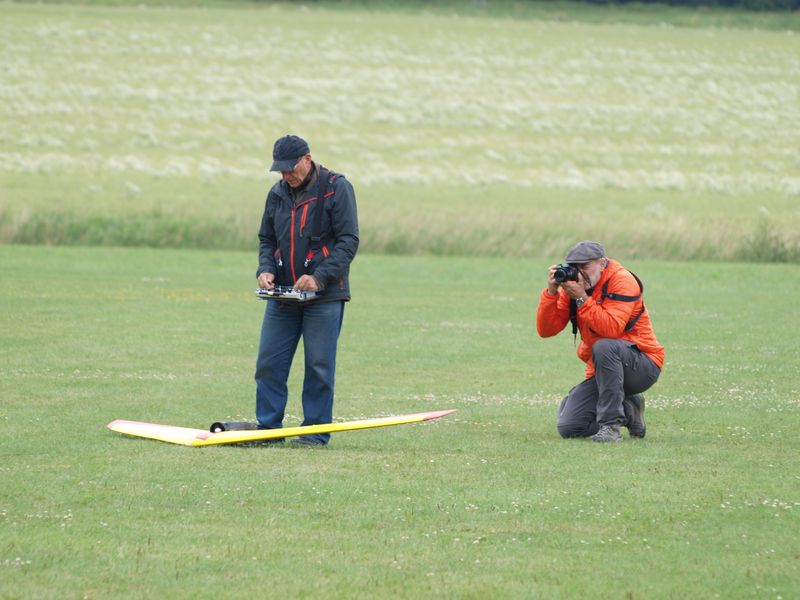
top-left (553, 264), bottom-right (579, 283)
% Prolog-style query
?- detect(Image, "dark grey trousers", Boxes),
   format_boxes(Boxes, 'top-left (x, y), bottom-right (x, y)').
top-left (557, 339), bottom-right (661, 438)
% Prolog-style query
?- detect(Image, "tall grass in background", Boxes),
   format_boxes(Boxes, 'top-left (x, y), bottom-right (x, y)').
top-left (0, 2), bottom-right (798, 261)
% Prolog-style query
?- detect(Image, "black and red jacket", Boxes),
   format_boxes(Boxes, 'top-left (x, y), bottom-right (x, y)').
top-left (257, 163), bottom-right (359, 302)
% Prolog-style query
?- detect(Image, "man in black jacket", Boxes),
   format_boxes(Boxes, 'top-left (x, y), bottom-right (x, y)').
top-left (255, 135), bottom-right (359, 445)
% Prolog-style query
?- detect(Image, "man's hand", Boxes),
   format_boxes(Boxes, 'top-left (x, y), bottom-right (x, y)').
top-left (547, 265), bottom-right (586, 300)
top-left (258, 272), bottom-right (275, 289)
top-left (294, 274), bottom-right (320, 292)
top-left (561, 275), bottom-right (586, 300)
top-left (546, 265), bottom-right (560, 296)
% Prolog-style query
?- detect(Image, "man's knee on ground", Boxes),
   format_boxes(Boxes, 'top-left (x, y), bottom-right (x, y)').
top-left (557, 418), bottom-right (587, 438)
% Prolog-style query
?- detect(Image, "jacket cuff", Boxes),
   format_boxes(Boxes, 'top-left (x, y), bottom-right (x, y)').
top-left (541, 288), bottom-right (559, 301)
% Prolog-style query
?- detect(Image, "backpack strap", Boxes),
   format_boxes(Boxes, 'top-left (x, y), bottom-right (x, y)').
top-left (624, 305), bottom-right (645, 332)
top-left (310, 167), bottom-right (333, 243)
top-left (600, 271), bottom-right (646, 332)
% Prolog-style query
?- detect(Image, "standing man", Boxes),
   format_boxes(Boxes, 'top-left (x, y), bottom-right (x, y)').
top-left (255, 135), bottom-right (359, 446)
top-left (536, 241), bottom-right (665, 442)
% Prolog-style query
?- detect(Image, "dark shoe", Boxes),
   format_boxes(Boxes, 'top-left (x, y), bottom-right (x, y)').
top-left (289, 436), bottom-right (327, 447)
top-left (239, 437), bottom-right (285, 447)
top-left (592, 424), bottom-right (622, 443)
top-left (624, 395), bottom-right (646, 438)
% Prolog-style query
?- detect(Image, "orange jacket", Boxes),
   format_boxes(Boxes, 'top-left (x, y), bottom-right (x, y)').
top-left (536, 259), bottom-right (665, 378)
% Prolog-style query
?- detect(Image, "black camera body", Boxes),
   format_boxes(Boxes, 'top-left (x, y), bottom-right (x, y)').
top-left (553, 264), bottom-right (580, 283)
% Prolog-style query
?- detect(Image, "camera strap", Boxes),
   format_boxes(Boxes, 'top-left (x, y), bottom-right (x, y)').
top-left (569, 298), bottom-right (578, 345)
top-left (569, 284), bottom-right (593, 344)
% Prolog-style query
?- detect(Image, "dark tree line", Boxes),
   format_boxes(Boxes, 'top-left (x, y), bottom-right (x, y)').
top-left (577, 0), bottom-right (798, 11)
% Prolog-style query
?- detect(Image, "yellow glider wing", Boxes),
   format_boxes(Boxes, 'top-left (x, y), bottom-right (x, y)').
top-left (107, 409), bottom-right (456, 447)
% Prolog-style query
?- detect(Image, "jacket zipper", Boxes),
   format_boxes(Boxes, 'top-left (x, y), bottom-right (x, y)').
top-left (290, 196), bottom-right (319, 284)
top-left (299, 204), bottom-right (309, 235)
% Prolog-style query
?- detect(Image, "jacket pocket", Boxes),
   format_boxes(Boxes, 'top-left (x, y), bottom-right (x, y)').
top-left (274, 248), bottom-right (289, 285)
top-left (303, 245), bottom-right (330, 279)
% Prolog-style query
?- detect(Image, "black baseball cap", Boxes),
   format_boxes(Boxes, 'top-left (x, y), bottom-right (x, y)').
top-left (270, 135), bottom-right (310, 172)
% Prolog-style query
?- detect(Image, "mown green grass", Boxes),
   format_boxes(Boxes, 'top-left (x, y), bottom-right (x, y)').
top-left (1, 2), bottom-right (798, 261)
top-left (1, 245), bottom-right (798, 598)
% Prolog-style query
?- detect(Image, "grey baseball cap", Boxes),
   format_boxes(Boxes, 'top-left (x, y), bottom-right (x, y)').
top-left (270, 135), bottom-right (310, 172)
top-left (565, 240), bottom-right (606, 264)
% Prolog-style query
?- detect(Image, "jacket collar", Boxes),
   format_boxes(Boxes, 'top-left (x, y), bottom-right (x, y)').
top-left (275, 161), bottom-right (319, 201)
top-left (593, 258), bottom-right (622, 292)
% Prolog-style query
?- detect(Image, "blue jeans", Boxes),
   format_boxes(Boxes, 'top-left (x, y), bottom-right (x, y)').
top-left (255, 300), bottom-right (345, 444)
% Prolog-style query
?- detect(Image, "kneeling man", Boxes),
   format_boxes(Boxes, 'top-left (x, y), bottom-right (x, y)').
top-left (536, 241), bottom-right (665, 442)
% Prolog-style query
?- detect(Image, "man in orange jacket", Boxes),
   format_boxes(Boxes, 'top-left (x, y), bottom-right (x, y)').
top-left (536, 241), bottom-right (665, 442)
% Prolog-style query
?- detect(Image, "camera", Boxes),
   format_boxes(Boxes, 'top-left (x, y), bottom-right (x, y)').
top-left (553, 264), bottom-right (579, 283)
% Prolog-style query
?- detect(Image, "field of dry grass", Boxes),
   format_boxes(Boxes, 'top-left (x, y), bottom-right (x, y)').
top-left (1, 2), bottom-right (798, 260)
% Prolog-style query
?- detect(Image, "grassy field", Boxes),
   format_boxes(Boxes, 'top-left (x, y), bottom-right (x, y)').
top-left (2, 1), bottom-right (799, 597)
top-left (1, 2), bottom-right (799, 260)
top-left (1, 244), bottom-right (799, 598)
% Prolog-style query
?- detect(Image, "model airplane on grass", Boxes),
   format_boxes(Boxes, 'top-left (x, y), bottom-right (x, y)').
top-left (107, 409), bottom-right (456, 447)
